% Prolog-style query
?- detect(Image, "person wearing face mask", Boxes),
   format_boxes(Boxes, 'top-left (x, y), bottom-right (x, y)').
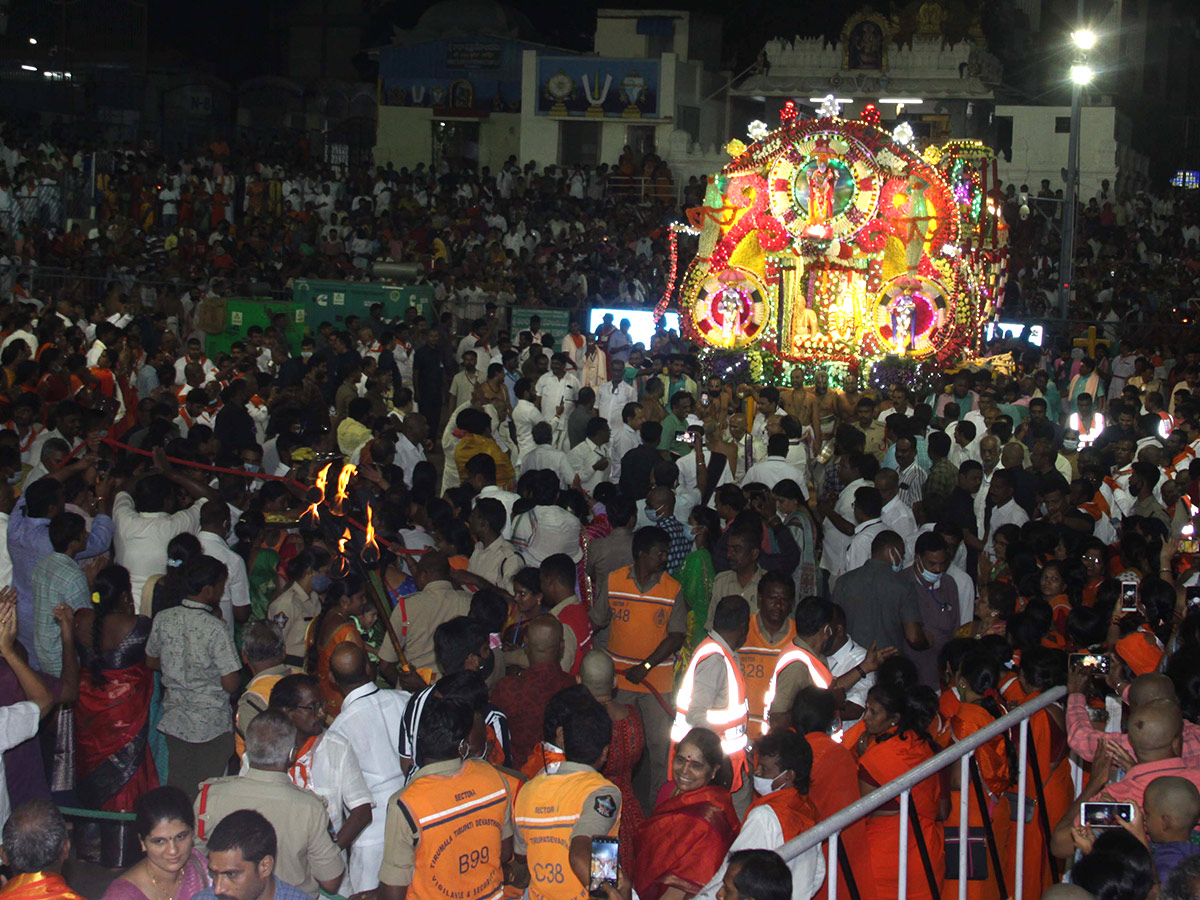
top-left (396, 618), bottom-right (510, 781)
top-left (671, 596), bottom-right (753, 813)
top-left (378, 694), bottom-right (514, 900)
top-left (197, 499), bottom-right (252, 636)
top-left (693, 729), bottom-right (825, 900)
top-left (904, 533), bottom-right (960, 691)
top-left (513, 691), bottom-right (622, 900)
top-left (833, 531), bottom-right (929, 662)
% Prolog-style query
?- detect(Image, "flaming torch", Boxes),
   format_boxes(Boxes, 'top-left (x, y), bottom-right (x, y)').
top-left (301, 462), bottom-right (332, 528)
top-left (333, 527), bottom-right (352, 578)
top-left (360, 504), bottom-right (380, 567)
top-left (331, 462), bottom-right (356, 515)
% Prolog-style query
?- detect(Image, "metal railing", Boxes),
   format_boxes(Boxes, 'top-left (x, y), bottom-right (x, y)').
top-left (780, 685), bottom-right (1069, 900)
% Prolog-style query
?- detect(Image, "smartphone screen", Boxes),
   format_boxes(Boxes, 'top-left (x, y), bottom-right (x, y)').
top-left (1188, 586), bottom-right (1200, 611)
top-left (1070, 653), bottom-right (1110, 674)
top-left (701, 392), bottom-right (711, 406)
top-left (1120, 582), bottom-right (1139, 612)
top-left (1081, 801), bottom-right (1134, 828)
top-left (589, 837), bottom-right (619, 896)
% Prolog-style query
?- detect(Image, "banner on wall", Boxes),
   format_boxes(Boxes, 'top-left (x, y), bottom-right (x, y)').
top-left (535, 56), bottom-right (660, 118)
top-left (511, 307), bottom-right (572, 338)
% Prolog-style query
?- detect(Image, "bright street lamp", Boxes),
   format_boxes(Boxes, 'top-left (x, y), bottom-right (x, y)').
top-left (1072, 29), bottom-right (1097, 50)
top-left (27, 37), bottom-right (36, 45)
top-left (1070, 64), bottom-right (1094, 85)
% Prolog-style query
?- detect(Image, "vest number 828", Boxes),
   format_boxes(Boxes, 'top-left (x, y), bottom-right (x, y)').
top-left (458, 847), bottom-right (490, 874)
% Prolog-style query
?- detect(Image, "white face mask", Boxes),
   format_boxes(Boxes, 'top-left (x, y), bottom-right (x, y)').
top-left (753, 774), bottom-right (778, 796)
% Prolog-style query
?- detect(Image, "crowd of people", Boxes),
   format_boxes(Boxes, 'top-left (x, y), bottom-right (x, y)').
top-left (0, 130), bottom-right (692, 319)
top-left (3, 134), bottom-right (1200, 900)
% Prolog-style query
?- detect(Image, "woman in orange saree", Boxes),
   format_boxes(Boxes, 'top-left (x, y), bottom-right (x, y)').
top-left (943, 651), bottom-right (1014, 900)
top-left (857, 683), bottom-right (946, 900)
top-left (305, 574), bottom-right (369, 717)
top-left (1005, 647), bottom-right (1070, 900)
top-left (632, 727), bottom-right (740, 900)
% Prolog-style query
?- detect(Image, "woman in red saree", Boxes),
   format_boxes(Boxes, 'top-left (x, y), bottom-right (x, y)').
top-left (943, 651), bottom-right (1014, 900)
top-left (1006, 647), bottom-right (1070, 900)
top-left (73, 565), bottom-right (158, 867)
top-left (858, 682), bottom-right (946, 900)
top-left (632, 727), bottom-right (740, 900)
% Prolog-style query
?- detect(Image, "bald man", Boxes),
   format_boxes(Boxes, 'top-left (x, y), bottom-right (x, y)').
top-left (580, 649), bottom-right (616, 699)
top-left (1053, 700), bottom-right (1200, 858)
top-left (1066, 670), bottom-right (1200, 767)
top-left (327, 642), bottom-right (410, 892)
top-left (491, 614), bottom-right (576, 768)
top-left (1144, 776), bottom-right (1200, 881)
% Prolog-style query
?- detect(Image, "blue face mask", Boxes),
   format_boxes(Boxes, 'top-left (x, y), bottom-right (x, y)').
top-left (312, 573), bottom-right (333, 592)
top-left (920, 567), bottom-right (942, 588)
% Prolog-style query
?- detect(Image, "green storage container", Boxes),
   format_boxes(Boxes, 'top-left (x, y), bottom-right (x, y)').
top-left (204, 297), bottom-right (309, 359)
top-left (292, 279), bottom-right (435, 329)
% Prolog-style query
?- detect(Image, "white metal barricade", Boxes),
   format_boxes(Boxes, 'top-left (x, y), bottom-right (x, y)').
top-left (778, 685), bottom-right (1069, 900)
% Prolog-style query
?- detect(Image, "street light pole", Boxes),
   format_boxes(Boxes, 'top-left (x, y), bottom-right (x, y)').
top-left (1059, 80), bottom-right (1082, 319)
top-left (1058, 11), bottom-right (1094, 320)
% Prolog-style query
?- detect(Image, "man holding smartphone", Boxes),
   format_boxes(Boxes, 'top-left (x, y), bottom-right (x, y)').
top-left (514, 695), bottom-right (621, 900)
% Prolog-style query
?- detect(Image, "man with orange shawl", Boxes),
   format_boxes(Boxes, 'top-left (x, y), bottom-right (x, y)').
top-left (0, 801), bottom-right (85, 900)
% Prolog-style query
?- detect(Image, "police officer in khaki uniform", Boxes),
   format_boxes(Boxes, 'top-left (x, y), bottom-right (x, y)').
top-left (378, 695), bottom-right (515, 900)
top-left (267, 551), bottom-right (323, 665)
top-left (196, 710), bottom-right (345, 900)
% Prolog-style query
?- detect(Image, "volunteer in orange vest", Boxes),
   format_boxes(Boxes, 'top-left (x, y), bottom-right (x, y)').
top-left (695, 729), bottom-right (826, 900)
top-left (378, 695), bottom-right (514, 900)
top-left (514, 691), bottom-right (622, 900)
top-left (739, 573), bottom-right (797, 739)
top-left (591, 525), bottom-right (687, 802)
top-left (235, 621), bottom-right (298, 758)
top-left (671, 596), bottom-right (753, 815)
top-left (762, 597), bottom-right (835, 734)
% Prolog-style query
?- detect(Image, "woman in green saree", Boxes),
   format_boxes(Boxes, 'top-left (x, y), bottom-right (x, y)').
top-left (674, 505), bottom-right (721, 671)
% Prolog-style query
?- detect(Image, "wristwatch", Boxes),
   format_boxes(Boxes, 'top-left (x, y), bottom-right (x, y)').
top-left (641, 661), bottom-right (653, 671)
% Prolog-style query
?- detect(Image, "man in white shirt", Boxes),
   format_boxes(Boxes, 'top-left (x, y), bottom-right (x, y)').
top-left (197, 500), bottom-right (251, 638)
top-left (596, 361), bottom-right (638, 434)
top-left (520, 422), bottom-right (576, 489)
top-left (327, 643), bottom-right (410, 893)
top-left (894, 436), bottom-right (927, 509)
top-left (608, 402), bottom-right (643, 482)
top-left (512, 377), bottom-right (546, 462)
top-left (535, 355), bottom-right (580, 449)
top-left (875, 468), bottom-right (918, 565)
top-left (982, 468), bottom-right (1029, 558)
top-left (741, 434), bottom-right (807, 494)
top-left (567, 418), bottom-right (612, 494)
top-left (392, 415), bottom-right (428, 489)
top-left (448, 350), bottom-right (481, 410)
top-left (836, 486), bottom-right (888, 577)
top-left (0, 594), bottom-right (55, 835)
top-left (819, 453), bottom-right (871, 584)
top-left (113, 466), bottom-right (210, 607)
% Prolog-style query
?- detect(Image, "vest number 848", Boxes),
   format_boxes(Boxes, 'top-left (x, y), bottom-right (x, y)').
top-left (458, 847), bottom-right (490, 874)
top-left (533, 862), bottom-right (566, 883)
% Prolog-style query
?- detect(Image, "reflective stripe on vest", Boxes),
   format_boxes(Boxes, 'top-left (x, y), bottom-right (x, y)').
top-left (671, 638), bottom-right (750, 757)
top-left (514, 769), bottom-right (618, 900)
top-left (400, 760), bottom-right (508, 900)
top-left (762, 647), bottom-right (832, 735)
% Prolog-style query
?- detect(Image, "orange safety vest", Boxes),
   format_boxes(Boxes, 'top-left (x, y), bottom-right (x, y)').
top-left (671, 637), bottom-right (749, 789)
top-left (400, 760), bottom-right (510, 900)
top-left (606, 566), bottom-right (680, 695)
top-left (514, 768), bottom-right (619, 900)
top-left (762, 644), bottom-right (833, 735)
top-left (739, 616), bottom-right (796, 737)
top-left (234, 670), bottom-right (293, 757)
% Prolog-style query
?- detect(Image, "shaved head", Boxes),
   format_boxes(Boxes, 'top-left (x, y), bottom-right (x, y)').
top-left (580, 650), bottom-right (615, 699)
top-left (1129, 673), bottom-right (1178, 708)
top-left (526, 614), bottom-right (563, 665)
top-left (1144, 776), bottom-right (1200, 826)
top-left (330, 641), bottom-right (370, 691)
top-left (647, 486), bottom-right (675, 515)
top-left (1128, 702), bottom-right (1184, 761)
top-left (1040, 886), bottom-right (1093, 900)
top-left (1001, 442), bottom-right (1026, 468)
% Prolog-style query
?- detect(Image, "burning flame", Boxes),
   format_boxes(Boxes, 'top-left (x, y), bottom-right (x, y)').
top-left (332, 462), bottom-right (356, 514)
top-left (302, 462), bottom-right (333, 526)
top-left (333, 527), bottom-right (352, 578)
top-left (338, 527), bottom-right (352, 555)
top-left (360, 504), bottom-right (380, 566)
